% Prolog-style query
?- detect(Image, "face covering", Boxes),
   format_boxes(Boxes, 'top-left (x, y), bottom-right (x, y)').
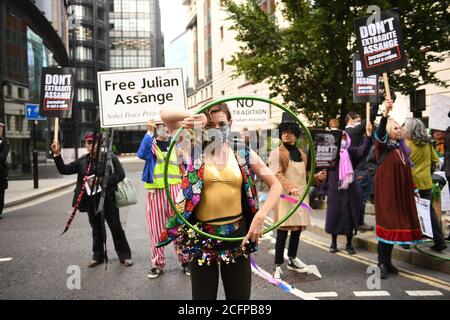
top-left (341, 140), bottom-right (347, 150)
top-left (205, 125), bottom-right (230, 143)
top-left (156, 125), bottom-right (169, 141)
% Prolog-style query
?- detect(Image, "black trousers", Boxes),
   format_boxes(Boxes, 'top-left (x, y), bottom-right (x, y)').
top-left (275, 230), bottom-right (301, 265)
top-left (87, 200), bottom-right (131, 262)
top-left (419, 189), bottom-right (446, 247)
top-left (190, 255), bottom-right (251, 300)
top-left (377, 241), bottom-right (394, 265)
top-left (0, 188), bottom-right (4, 216)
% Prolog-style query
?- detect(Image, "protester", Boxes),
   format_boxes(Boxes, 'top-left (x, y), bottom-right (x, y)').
top-left (157, 103), bottom-right (282, 300)
top-left (373, 99), bottom-right (423, 279)
top-left (404, 118), bottom-right (447, 252)
top-left (329, 118), bottom-right (340, 130)
top-left (269, 112), bottom-right (326, 280)
top-left (345, 112), bottom-right (374, 232)
top-left (0, 123), bottom-right (10, 219)
top-left (137, 120), bottom-right (189, 279)
top-left (431, 129), bottom-right (445, 158)
top-left (445, 126), bottom-right (450, 196)
top-left (51, 132), bottom-right (133, 267)
top-left (324, 122), bottom-right (372, 254)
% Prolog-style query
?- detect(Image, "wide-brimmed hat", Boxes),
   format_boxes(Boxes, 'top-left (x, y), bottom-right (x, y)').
top-left (278, 112), bottom-right (301, 138)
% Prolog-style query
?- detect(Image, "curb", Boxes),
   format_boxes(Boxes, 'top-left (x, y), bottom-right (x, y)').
top-left (307, 219), bottom-right (450, 275)
top-left (4, 180), bottom-right (77, 208)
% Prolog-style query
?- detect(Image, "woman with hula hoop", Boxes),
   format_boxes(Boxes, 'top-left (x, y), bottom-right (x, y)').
top-left (156, 102), bottom-right (282, 300)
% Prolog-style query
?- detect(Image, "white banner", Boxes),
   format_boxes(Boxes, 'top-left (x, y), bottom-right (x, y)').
top-left (429, 94), bottom-right (450, 131)
top-left (97, 68), bottom-right (187, 128)
top-left (416, 198), bottom-right (433, 238)
top-left (229, 98), bottom-right (270, 130)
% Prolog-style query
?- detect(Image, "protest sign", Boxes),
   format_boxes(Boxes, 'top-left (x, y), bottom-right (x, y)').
top-left (416, 198), bottom-right (433, 238)
top-left (39, 67), bottom-right (74, 118)
top-left (229, 98), bottom-right (270, 129)
top-left (97, 68), bottom-right (187, 128)
top-left (429, 94), bottom-right (450, 131)
top-left (354, 8), bottom-right (407, 77)
top-left (353, 53), bottom-right (380, 104)
top-left (308, 129), bottom-right (342, 171)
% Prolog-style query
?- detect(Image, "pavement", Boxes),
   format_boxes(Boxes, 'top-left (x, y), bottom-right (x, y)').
top-left (3, 154), bottom-right (449, 276)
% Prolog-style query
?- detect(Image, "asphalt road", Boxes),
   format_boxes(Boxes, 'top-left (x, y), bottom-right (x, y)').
top-left (0, 169), bottom-right (449, 300)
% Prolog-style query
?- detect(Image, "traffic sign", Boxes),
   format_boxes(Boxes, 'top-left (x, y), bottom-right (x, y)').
top-left (25, 104), bottom-right (47, 121)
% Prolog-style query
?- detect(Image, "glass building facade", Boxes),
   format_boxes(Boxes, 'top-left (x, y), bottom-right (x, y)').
top-left (63, 0), bottom-right (109, 150)
top-left (109, 0), bottom-right (163, 153)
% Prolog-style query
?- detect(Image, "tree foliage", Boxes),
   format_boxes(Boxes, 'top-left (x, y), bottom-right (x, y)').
top-left (222, 0), bottom-right (450, 126)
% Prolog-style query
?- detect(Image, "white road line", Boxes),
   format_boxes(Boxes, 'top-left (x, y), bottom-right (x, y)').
top-left (405, 290), bottom-right (443, 297)
top-left (307, 292), bottom-right (339, 298)
top-left (354, 291), bottom-right (391, 297)
top-left (0, 258), bottom-right (13, 262)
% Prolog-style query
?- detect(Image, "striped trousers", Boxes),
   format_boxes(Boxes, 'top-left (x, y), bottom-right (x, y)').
top-left (146, 185), bottom-right (189, 269)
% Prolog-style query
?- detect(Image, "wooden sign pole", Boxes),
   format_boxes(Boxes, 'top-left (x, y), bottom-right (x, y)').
top-left (54, 117), bottom-right (59, 142)
top-left (366, 101), bottom-right (370, 124)
top-left (383, 72), bottom-right (391, 100)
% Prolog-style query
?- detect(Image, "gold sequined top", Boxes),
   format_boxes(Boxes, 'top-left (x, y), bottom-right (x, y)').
top-left (195, 151), bottom-right (243, 225)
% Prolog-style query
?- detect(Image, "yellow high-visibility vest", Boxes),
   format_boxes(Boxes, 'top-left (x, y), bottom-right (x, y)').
top-left (144, 146), bottom-right (181, 189)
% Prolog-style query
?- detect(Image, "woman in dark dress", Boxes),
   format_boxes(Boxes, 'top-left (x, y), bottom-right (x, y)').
top-left (324, 123), bottom-right (372, 254)
top-left (373, 99), bottom-right (422, 279)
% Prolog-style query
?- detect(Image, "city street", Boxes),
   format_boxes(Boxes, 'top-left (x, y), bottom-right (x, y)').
top-left (0, 165), bottom-right (449, 300)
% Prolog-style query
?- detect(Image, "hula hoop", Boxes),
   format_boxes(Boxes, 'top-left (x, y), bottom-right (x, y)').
top-left (414, 240), bottom-right (450, 262)
top-left (163, 96), bottom-right (316, 241)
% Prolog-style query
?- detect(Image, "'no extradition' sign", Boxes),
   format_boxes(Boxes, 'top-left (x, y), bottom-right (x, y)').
top-left (354, 8), bottom-right (407, 76)
top-left (352, 53), bottom-right (380, 104)
top-left (97, 68), bottom-right (187, 128)
top-left (39, 67), bottom-right (74, 118)
top-left (229, 98), bottom-right (270, 129)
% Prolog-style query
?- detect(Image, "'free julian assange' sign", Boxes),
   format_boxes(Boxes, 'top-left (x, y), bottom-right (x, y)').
top-left (97, 68), bottom-right (187, 128)
top-left (354, 8), bottom-right (407, 76)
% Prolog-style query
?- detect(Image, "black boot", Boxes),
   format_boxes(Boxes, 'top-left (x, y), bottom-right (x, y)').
top-left (379, 264), bottom-right (389, 279)
top-left (386, 262), bottom-right (399, 275)
top-left (329, 243), bottom-right (339, 253)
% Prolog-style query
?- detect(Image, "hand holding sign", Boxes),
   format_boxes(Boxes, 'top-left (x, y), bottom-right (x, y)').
top-left (383, 98), bottom-right (394, 117)
top-left (51, 140), bottom-right (61, 157)
top-left (366, 122), bottom-right (373, 137)
top-left (146, 119), bottom-right (156, 133)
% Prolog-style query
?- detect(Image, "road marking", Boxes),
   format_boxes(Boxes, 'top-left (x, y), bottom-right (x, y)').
top-left (354, 291), bottom-right (390, 297)
top-left (0, 258), bottom-right (13, 262)
top-left (307, 292), bottom-right (338, 298)
top-left (265, 217), bottom-right (450, 293)
top-left (405, 290), bottom-right (443, 297)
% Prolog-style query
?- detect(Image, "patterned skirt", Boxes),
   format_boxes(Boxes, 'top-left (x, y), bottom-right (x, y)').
top-left (175, 218), bottom-right (257, 266)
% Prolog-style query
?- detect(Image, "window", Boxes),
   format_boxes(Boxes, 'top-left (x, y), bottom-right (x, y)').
top-left (77, 68), bottom-right (94, 81)
top-left (71, 5), bottom-right (93, 19)
top-left (6, 85), bottom-right (12, 97)
top-left (71, 46), bottom-right (93, 60)
top-left (74, 26), bottom-right (93, 40)
top-left (18, 87), bottom-right (24, 99)
top-left (220, 26), bottom-right (224, 39)
top-left (221, 90), bottom-right (225, 95)
top-left (77, 88), bottom-right (94, 102)
top-left (221, 58), bottom-right (225, 71)
top-left (15, 115), bottom-right (23, 131)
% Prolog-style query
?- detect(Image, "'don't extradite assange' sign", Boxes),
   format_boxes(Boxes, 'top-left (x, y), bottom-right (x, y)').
top-left (97, 68), bottom-right (187, 128)
top-left (39, 67), bottom-right (74, 118)
top-left (354, 8), bottom-right (407, 76)
top-left (352, 53), bottom-right (380, 104)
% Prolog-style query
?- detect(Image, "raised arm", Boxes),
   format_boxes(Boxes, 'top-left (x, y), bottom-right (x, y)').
top-left (160, 108), bottom-right (207, 133)
top-left (51, 140), bottom-right (79, 175)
